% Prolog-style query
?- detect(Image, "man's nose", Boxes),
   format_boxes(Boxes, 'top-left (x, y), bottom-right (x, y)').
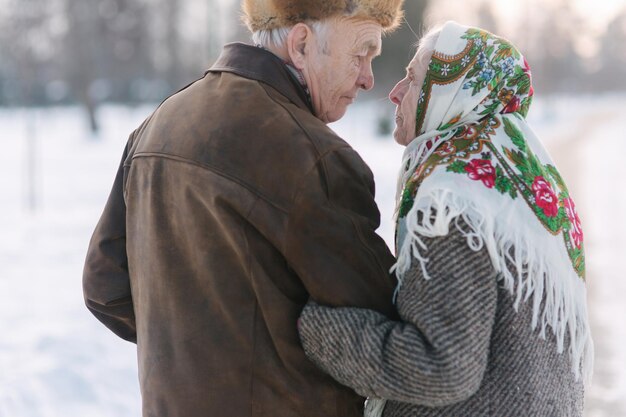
top-left (358, 62), bottom-right (375, 91)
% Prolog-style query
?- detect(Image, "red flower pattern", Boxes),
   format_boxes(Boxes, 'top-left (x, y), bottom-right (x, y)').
top-left (465, 159), bottom-right (496, 188)
top-left (564, 197), bottom-right (584, 248)
top-left (532, 176), bottom-right (559, 217)
top-left (502, 95), bottom-right (521, 114)
top-left (436, 141), bottom-right (456, 156)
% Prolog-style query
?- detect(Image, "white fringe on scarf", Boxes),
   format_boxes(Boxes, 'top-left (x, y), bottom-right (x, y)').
top-left (364, 397), bottom-right (387, 417)
top-left (365, 125), bottom-right (593, 416)
top-left (391, 179), bottom-right (594, 385)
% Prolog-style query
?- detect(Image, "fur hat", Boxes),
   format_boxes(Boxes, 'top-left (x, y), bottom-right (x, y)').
top-left (242, 0), bottom-right (405, 33)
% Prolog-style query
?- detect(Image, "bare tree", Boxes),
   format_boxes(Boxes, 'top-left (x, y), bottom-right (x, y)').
top-left (1, 0), bottom-right (59, 106)
top-left (61, 0), bottom-right (102, 133)
top-left (517, 0), bottom-right (585, 94)
top-left (595, 9), bottom-right (626, 91)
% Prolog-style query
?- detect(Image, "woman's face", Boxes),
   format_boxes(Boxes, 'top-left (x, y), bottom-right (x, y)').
top-left (388, 50), bottom-right (431, 146)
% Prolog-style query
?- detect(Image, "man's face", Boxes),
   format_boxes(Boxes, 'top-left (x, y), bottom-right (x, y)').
top-left (303, 18), bottom-right (382, 124)
top-left (388, 50), bottom-right (431, 145)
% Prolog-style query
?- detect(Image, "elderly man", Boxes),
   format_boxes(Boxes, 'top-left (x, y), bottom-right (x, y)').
top-left (83, 1), bottom-right (404, 416)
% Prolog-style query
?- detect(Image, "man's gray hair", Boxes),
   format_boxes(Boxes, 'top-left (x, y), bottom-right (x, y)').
top-left (252, 19), bottom-right (332, 54)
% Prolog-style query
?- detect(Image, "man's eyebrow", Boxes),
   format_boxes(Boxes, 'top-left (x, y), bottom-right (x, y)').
top-left (357, 39), bottom-right (382, 56)
top-left (370, 42), bottom-right (382, 57)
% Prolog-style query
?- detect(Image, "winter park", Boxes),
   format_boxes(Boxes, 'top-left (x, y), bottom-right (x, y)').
top-left (2, 0), bottom-right (626, 416)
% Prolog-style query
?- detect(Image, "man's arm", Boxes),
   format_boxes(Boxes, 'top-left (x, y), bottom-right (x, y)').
top-left (284, 145), bottom-right (398, 318)
top-left (297, 221), bottom-right (498, 407)
top-left (82, 139), bottom-right (136, 343)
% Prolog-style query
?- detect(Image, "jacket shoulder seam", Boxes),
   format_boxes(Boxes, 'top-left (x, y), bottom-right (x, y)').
top-left (130, 152), bottom-right (289, 214)
top-left (258, 83), bottom-right (354, 204)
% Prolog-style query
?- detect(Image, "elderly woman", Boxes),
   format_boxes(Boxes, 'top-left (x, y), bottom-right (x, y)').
top-left (298, 21), bottom-right (593, 416)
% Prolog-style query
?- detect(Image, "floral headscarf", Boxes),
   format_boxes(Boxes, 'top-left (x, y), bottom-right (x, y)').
top-left (393, 21), bottom-right (592, 382)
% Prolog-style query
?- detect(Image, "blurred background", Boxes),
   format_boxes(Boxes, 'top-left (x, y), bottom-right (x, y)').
top-left (1, 0), bottom-right (625, 416)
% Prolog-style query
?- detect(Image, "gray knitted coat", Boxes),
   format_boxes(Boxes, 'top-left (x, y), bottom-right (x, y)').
top-left (298, 222), bottom-right (584, 416)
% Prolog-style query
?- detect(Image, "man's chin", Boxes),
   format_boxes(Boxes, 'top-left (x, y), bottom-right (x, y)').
top-left (324, 105), bottom-right (350, 124)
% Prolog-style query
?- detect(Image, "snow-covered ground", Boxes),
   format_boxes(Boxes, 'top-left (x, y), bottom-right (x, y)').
top-left (0, 95), bottom-right (624, 416)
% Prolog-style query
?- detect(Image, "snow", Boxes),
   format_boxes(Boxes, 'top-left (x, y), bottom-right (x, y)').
top-left (0, 107), bottom-right (146, 417)
top-left (0, 95), bottom-right (624, 416)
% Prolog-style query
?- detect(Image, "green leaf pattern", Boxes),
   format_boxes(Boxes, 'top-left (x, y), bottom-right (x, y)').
top-left (401, 27), bottom-right (584, 279)
top-left (399, 115), bottom-right (585, 279)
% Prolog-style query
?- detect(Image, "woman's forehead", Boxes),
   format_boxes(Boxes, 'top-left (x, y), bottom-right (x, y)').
top-left (407, 52), bottom-right (424, 74)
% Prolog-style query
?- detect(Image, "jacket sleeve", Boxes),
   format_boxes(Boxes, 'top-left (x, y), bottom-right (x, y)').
top-left (285, 146), bottom-right (398, 319)
top-left (297, 219), bottom-right (498, 407)
top-left (82, 138), bottom-right (137, 343)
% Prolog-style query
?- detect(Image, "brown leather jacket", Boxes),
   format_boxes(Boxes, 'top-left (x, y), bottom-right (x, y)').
top-left (83, 43), bottom-right (397, 417)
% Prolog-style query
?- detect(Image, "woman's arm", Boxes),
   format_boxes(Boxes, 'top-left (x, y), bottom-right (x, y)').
top-left (298, 219), bottom-right (498, 407)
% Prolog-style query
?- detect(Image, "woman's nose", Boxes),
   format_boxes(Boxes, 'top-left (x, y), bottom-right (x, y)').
top-left (389, 81), bottom-right (405, 105)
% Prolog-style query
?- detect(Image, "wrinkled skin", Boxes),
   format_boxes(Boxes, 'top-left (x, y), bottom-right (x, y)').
top-left (389, 49), bottom-right (432, 145)
top-left (286, 17), bottom-right (383, 123)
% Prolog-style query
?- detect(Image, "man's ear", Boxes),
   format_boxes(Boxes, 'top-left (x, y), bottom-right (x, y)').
top-left (287, 23), bottom-right (312, 70)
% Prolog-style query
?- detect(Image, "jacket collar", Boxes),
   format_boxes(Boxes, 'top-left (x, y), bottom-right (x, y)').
top-left (207, 43), bottom-right (314, 114)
